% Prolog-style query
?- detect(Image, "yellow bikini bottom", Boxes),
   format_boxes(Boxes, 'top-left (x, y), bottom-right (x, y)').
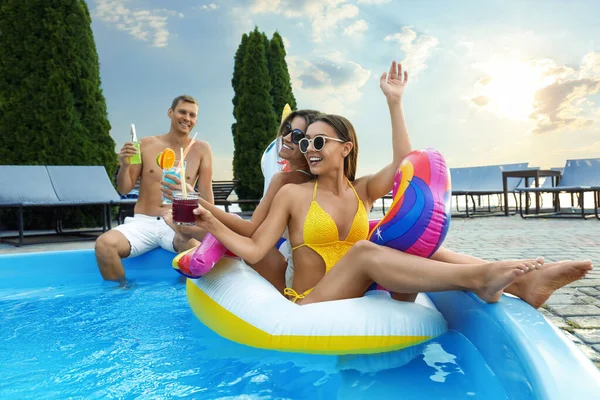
top-left (283, 287), bottom-right (313, 303)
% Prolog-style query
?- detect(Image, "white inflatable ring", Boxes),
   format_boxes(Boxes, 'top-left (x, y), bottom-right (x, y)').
top-left (186, 257), bottom-right (448, 355)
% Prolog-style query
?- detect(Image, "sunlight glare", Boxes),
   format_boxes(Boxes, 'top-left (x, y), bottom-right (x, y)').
top-left (473, 59), bottom-right (556, 121)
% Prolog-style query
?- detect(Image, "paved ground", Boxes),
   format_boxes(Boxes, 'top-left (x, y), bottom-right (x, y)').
top-left (2, 214), bottom-right (599, 367)
top-left (427, 214), bottom-right (600, 369)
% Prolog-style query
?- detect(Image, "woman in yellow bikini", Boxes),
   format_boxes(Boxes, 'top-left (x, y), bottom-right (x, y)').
top-left (189, 61), bottom-right (593, 306)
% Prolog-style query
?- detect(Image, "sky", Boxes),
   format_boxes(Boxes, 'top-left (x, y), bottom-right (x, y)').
top-left (88, 0), bottom-right (600, 180)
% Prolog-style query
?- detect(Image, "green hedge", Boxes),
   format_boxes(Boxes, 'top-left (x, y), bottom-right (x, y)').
top-left (0, 0), bottom-right (116, 230)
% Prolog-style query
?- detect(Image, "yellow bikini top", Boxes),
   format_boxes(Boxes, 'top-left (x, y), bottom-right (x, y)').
top-left (285, 179), bottom-right (369, 302)
top-left (291, 178), bottom-right (369, 274)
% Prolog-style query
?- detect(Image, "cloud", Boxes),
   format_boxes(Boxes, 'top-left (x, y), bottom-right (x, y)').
top-left (229, 7), bottom-right (255, 34)
top-left (288, 53), bottom-right (371, 114)
top-left (455, 41), bottom-right (474, 57)
top-left (357, 0), bottom-right (391, 3)
top-left (343, 19), bottom-right (368, 37)
top-left (384, 26), bottom-right (439, 76)
top-left (94, 0), bottom-right (182, 47)
top-left (311, 2), bottom-right (359, 43)
top-left (249, 0), bottom-right (304, 18)
top-left (471, 95), bottom-right (490, 107)
top-left (200, 4), bottom-right (218, 11)
top-left (468, 54), bottom-right (600, 132)
top-left (530, 77), bottom-right (600, 134)
top-left (249, 0), bottom-right (359, 42)
top-left (580, 52), bottom-right (600, 79)
top-left (384, 26), bottom-right (416, 46)
top-left (477, 75), bottom-right (492, 86)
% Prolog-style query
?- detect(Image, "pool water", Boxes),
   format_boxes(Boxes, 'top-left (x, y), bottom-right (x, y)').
top-left (0, 250), bottom-right (509, 399)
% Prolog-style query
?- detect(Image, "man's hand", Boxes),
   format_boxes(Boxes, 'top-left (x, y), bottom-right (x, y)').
top-left (380, 61), bottom-right (408, 104)
top-left (118, 142), bottom-right (139, 166)
top-left (163, 209), bottom-right (205, 242)
top-left (161, 174), bottom-right (195, 201)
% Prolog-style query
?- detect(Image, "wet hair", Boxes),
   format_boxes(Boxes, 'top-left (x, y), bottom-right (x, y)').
top-left (310, 114), bottom-right (358, 181)
top-left (170, 95), bottom-right (198, 111)
top-left (277, 109), bottom-right (323, 137)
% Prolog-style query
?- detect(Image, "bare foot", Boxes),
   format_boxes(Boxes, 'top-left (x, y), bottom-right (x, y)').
top-left (507, 260), bottom-right (593, 308)
top-left (474, 259), bottom-right (541, 303)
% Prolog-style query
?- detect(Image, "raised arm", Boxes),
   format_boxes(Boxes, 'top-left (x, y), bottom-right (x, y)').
top-left (193, 185), bottom-right (293, 264)
top-left (116, 140), bottom-right (143, 195)
top-left (196, 141), bottom-right (214, 204)
top-left (364, 61), bottom-right (411, 203)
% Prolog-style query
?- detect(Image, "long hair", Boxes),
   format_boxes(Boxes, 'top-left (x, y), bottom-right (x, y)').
top-left (311, 114), bottom-right (358, 181)
top-left (277, 109), bottom-right (323, 137)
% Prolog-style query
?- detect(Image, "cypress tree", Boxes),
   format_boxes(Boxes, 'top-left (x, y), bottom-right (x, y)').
top-left (231, 34), bottom-right (248, 184)
top-left (268, 32), bottom-right (297, 119)
top-left (231, 34), bottom-right (249, 119)
top-left (0, 0), bottom-right (116, 229)
top-left (234, 28), bottom-right (278, 208)
top-left (262, 32), bottom-right (270, 69)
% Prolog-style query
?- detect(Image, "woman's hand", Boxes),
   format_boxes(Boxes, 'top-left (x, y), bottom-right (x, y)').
top-left (160, 174), bottom-right (196, 201)
top-left (192, 204), bottom-right (216, 230)
top-left (380, 61), bottom-right (408, 104)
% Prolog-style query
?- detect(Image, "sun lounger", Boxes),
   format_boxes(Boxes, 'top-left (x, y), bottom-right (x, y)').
top-left (0, 165), bottom-right (62, 245)
top-left (451, 163), bottom-right (529, 217)
top-left (46, 165), bottom-right (128, 230)
top-left (47, 165), bottom-right (121, 205)
top-left (1, 165), bottom-right (128, 246)
top-left (516, 159), bottom-right (600, 219)
top-left (0, 165), bottom-right (61, 206)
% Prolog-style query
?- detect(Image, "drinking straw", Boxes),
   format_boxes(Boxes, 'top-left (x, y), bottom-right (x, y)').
top-left (180, 147), bottom-right (187, 199)
top-left (178, 131), bottom-right (198, 169)
top-left (130, 124), bottom-right (138, 141)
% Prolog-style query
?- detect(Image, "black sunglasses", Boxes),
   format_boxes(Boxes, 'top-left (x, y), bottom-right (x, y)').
top-left (299, 135), bottom-right (346, 154)
top-left (282, 122), bottom-right (305, 144)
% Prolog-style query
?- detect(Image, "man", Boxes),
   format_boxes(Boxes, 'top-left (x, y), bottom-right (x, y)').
top-left (95, 95), bottom-right (214, 283)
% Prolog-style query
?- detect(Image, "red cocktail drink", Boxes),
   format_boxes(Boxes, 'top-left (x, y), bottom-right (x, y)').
top-left (173, 192), bottom-right (200, 226)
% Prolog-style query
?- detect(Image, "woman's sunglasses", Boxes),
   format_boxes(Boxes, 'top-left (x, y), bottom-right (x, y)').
top-left (299, 135), bottom-right (346, 154)
top-left (282, 122), bottom-right (305, 144)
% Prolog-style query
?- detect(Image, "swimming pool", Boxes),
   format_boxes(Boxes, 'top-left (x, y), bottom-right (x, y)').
top-left (1, 249), bottom-right (599, 399)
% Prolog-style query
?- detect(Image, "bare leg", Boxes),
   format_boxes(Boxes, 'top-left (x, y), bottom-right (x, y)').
top-left (95, 230), bottom-right (132, 283)
top-left (388, 247), bottom-right (505, 302)
top-left (247, 248), bottom-right (287, 294)
top-left (172, 232), bottom-right (201, 253)
top-left (431, 247), bottom-right (593, 308)
top-left (299, 241), bottom-right (538, 305)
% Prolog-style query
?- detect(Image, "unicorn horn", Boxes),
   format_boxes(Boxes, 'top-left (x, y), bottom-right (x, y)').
top-left (281, 104), bottom-right (292, 125)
